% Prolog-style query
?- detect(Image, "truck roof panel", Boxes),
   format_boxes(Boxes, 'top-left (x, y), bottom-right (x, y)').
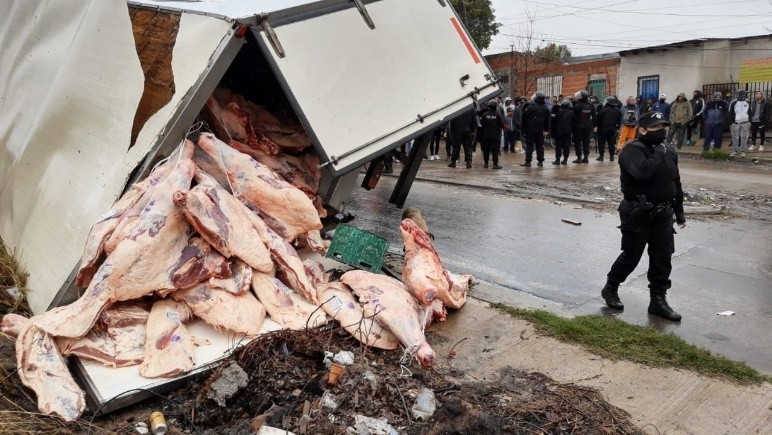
top-left (128, 0), bottom-right (319, 20)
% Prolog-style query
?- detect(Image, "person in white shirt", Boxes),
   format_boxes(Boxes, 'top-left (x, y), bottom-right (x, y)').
top-left (728, 90), bottom-right (751, 157)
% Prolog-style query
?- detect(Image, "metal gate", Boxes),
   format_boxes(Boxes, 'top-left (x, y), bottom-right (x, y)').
top-left (703, 82), bottom-right (772, 100)
top-left (637, 75), bottom-right (659, 100)
top-left (588, 79), bottom-right (607, 101)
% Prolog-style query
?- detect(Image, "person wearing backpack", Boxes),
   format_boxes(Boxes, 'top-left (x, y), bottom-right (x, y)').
top-left (551, 99), bottom-right (574, 165)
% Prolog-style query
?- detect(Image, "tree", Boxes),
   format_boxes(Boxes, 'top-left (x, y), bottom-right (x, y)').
top-left (534, 43), bottom-right (572, 61)
top-left (451, 0), bottom-right (500, 51)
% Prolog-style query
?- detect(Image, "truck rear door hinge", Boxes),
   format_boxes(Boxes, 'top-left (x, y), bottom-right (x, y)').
top-left (352, 0), bottom-right (375, 29)
top-left (260, 16), bottom-right (285, 58)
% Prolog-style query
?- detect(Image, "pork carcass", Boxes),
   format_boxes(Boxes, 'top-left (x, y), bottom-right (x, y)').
top-left (174, 169), bottom-right (273, 273)
top-left (401, 218), bottom-right (471, 309)
top-left (139, 299), bottom-right (195, 378)
top-left (195, 133), bottom-right (322, 243)
top-left (400, 218), bottom-right (444, 305)
top-left (251, 271), bottom-right (328, 330)
top-left (340, 270), bottom-right (436, 367)
top-left (15, 323), bottom-right (85, 421)
top-left (76, 164), bottom-right (172, 287)
top-left (32, 142), bottom-right (224, 338)
top-left (208, 259), bottom-right (252, 295)
top-left (240, 98), bottom-right (313, 152)
top-left (317, 282), bottom-right (399, 350)
top-left (172, 281), bottom-right (266, 336)
top-left (203, 94), bottom-right (280, 156)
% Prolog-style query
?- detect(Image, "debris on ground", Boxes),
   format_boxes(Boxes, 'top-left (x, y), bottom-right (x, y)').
top-left (561, 218), bottom-right (582, 226)
top-left (206, 362), bottom-right (250, 407)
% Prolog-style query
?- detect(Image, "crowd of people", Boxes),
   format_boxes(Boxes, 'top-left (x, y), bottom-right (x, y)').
top-left (432, 88), bottom-right (770, 169)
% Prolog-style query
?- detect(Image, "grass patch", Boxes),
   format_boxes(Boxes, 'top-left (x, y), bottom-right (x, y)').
top-left (492, 303), bottom-right (770, 385)
top-left (0, 237), bottom-right (31, 316)
top-left (701, 149), bottom-right (730, 160)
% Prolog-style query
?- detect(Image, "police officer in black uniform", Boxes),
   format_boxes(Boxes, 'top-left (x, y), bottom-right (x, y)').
top-left (478, 99), bottom-right (507, 169)
top-left (521, 92), bottom-right (551, 167)
top-left (572, 90), bottom-right (596, 163)
top-left (551, 99), bottom-right (574, 165)
top-left (447, 105), bottom-right (476, 169)
top-left (600, 111), bottom-right (686, 322)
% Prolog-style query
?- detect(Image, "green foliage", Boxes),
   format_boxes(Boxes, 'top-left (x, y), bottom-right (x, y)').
top-left (701, 149), bottom-right (730, 160)
top-left (450, 0), bottom-right (500, 50)
top-left (534, 42), bottom-right (572, 61)
top-left (492, 303), bottom-right (770, 385)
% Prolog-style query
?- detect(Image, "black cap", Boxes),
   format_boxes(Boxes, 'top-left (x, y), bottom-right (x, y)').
top-left (638, 111), bottom-right (669, 128)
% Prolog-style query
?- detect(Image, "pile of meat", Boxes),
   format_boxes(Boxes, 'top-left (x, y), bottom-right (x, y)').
top-left (0, 92), bottom-right (472, 423)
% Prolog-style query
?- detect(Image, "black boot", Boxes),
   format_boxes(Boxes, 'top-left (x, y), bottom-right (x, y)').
top-left (572, 156), bottom-right (582, 163)
top-left (601, 281), bottom-right (624, 310)
top-left (552, 159), bottom-right (560, 165)
top-left (596, 154), bottom-right (604, 161)
top-left (448, 160), bottom-right (456, 168)
top-left (466, 161), bottom-right (472, 168)
top-left (537, 161), bottom-right (543, 167)
top-left (561, 157), bottom-right (568, 165)
top-left (582, 156), bottom-right (589, 163)
top-left (484, 160), bottom-right (489, 169)
top-left (520, 161), bottom-right (531, 167)
top-left (609, 154), bottom-right (615, 162)
top-left (492, 163), bottom-right (502, 169)
top-left (648, 291), bottom-right (681, 321)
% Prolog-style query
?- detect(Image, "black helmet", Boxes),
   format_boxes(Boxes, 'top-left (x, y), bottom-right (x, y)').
top-left (604, 96), bottom-right (619, 107)
top-left (574, 90), bottom-right (589, 102)
top-left (560, 99), bottom-right (572, 108)
top-left (487, 99), bottom-right (498, 108)
top-left (533, 91), bottom-right (546, 104)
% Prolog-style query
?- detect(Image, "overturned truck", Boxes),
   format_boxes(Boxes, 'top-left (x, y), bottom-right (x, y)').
top-left (0, 0), bottom-right (500, 419)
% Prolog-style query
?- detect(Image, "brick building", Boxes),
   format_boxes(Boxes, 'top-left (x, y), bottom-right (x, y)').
top-left (485, 51), bottom-right (620, 101)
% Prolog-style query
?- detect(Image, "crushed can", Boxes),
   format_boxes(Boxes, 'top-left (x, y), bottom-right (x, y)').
top-left (149, 411), bottom-right (168, 435)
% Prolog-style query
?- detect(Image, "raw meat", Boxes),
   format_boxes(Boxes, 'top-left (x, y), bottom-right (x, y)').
top-left (195, 133), bottom-right (322, 242)
top-left (76, 164), bottom-right (172, 287)
top-left (1, 313), bottom-right (26, 337)
top-left (32, 142), bottom-right (210, 338)
top-left (174, 169), bottom-right (273, 272)
top-left (443, 271), bottom-right (473, 310)
top-left (172, 282), bottom-right (266, 336)
top-left (203, 95), bottom-right (280, 156)
top-left (15, 323), bottom-right (85, 421)
top-left (245, 210), bottom-right (319, 303)
top-left (317, 282), bottom-right (399, 350)
top-left (99, 302), bottom-right (152, 328)
top-left (139, 299), bottom-right (195, 378)
top-left (400, 218), bottom-right (444, 305)
top-left (208, 259), bottom-right (252, 295)
top-left (241, 98), bottom-right (312, 152)
top-left (302, 258), bottom-right (326, 287)
top-left (251, 271), bottom-right (328, 330)
top-left (340, 270), bottom-right (436, 367)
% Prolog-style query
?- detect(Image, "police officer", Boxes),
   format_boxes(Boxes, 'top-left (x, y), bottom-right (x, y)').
top-left (572, 90), bottom-right (596, 163)
top-left (478, 99), bottom-right (507, 169)
top-left (447, 105), bottom-right (476, 168)
top-left (600, 111), bottom-right (686, 322)
top-left (521, 92), bottom-right (551, 167)
top-left (596, 96), bottom-right (622, 161)
top-left (551, 99), bottom-right (574, 165)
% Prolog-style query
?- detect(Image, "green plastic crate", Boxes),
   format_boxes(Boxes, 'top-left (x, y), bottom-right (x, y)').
top-left (326, 224), bottom-right (389, 273)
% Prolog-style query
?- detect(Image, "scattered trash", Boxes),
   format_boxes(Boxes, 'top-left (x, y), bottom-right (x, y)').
top-left (594, 197), bottom-right (606, 201)
top-left (347, 415), bottom-right (399, 435)
top-left (717, 311), bottom-right (735, 316)
top-left (699, 188), bottom-right (707, 191)
top-left (258, 426), bottom-right (297, 435)
top-left (572, 205), bottom-right (584, 209)
top-left (149, 411), bottom-right (167, 435)
top-left (603, 186), bottom-right (613, 191)
top-left (411, 388), bottom-right (437, 420)
top-left (553, 201), bottom-right (565, 205)
top-left (323, 351), bottom-right (335, 367)
top-left (207, 362), bottom-right (249, 407)
top-left (333, 350), bottom-right (355, 366)
top-left (363, 371), bottom-right (379, 387)
top-left (135, 421), bottom-right (149, 434)
top-left (561, 218), bottom-right (582, 226)
top-left (322, 391), bottom-right (339, 409)
top-left (328, 362), bottom-right (346, 386)
top-left (4, 287), bottom-right (21, 300)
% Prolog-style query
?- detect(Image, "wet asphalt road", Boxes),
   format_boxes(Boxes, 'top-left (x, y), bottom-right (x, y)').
top-left (345, 156), bottom-right (772, 373)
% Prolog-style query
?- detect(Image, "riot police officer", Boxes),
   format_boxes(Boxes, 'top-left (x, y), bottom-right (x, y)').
top-left (600, 111), bottom-right (686, 322)
top-left (572, 90), bottom-right (596, 163)
top-left (521, 92), bottom-right (551, 167)
top-left (478, 99), bottom-right (507, 169)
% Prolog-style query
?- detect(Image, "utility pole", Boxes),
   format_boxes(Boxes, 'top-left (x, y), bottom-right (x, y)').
top-left (510, 44), bottom-right (515, 98)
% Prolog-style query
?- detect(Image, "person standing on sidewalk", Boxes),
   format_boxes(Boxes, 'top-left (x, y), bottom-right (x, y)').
top-left (618, 96), bottom-right (640, 152)
top-left (504, 107), bottom-right (517, 154)
top-left (600, 111), bottom-right (686, 322)
top-left (748, 91), bottom-right (769, 152)
top-left (728, 90), bottom-right (751, 157)
top-left (477, 99), bottom-right (507, 169)
top-left (447, 106), bottom-right (476, 168)
top-left (572, 90), bottom-right (595, 163)
top-left (551, 99), bottom-right (574, 165)
top-left (596, 97), bottom-right (622, 161)
top-left (667, 93), bottom-right (693, 149)
top-left (704, 92), bottom-right (728, 150)
top-left (520, 92), bottom-right (550, 167)
top-left (686, 90), bottom-right (705, 146)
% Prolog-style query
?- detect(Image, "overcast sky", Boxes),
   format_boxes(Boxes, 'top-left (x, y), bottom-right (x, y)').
top-left (484, 0), bottom-right (772, 57)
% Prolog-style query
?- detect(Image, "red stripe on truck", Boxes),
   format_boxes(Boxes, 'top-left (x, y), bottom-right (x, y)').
top-left (450, 17), bottom-right (480, 64)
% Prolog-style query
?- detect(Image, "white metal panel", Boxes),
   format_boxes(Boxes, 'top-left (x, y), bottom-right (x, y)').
top-left (0, 1), bottom-right (231, 314)
top-left (130, 0), bottom-right (319, 19)
top-left (256, 0), bottom-right (499, 173)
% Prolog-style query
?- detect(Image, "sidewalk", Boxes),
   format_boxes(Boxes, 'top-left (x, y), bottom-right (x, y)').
top-left (667, 137), bottom-right (772, 164)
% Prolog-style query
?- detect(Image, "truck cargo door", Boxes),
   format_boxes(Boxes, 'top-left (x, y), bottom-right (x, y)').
top-left (253, 0), bottom-right (501, 176)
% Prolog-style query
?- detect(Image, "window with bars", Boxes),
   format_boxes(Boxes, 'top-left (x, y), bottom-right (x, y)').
top-left (536, 75), bottom-right (562, 99)
top-left (588, 79), bottom-right (607, 101)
